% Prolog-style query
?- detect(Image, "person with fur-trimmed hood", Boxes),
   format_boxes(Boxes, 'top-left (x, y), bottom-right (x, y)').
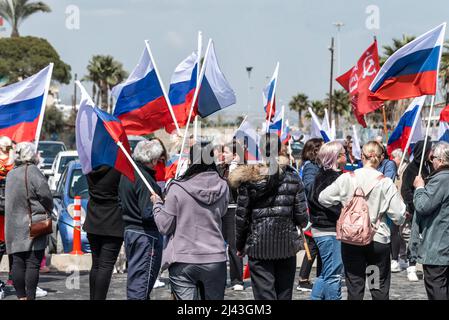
top-left (229, 134), bottom-right (309, 300)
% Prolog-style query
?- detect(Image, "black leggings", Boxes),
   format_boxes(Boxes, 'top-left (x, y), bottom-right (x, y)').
top-left (87, 233), bottom-right (123, 300)
top-left (11, 250), bottom-right (45, 300)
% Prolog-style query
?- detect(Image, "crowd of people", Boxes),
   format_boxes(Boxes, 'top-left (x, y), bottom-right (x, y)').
top-left (0, 132), bottom-right (449, 300)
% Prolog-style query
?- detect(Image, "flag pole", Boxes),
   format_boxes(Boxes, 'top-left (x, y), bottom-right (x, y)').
top-left (280, 105), bottom-right (285, 137)
top-left (117, 141), bottom-right (157, 196)
top-left (144, 40), bottom-right (181, 136)
top-left (418, 96), bottom-right (436, 176)
top-left (265, 62), bottom-right (279, 133)
top-left (175, 39), bottom-right (213, 178)
top-left (381, 105), bottom-right (389, 143)
top-left (34, 63), bottom-right (54, 146)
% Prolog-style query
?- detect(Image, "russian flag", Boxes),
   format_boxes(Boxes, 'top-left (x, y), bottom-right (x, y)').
top-left (164, 154), bottom-right (180, 181)
top-left (234, 120), bottom-right (261, 163)
top-left (387, 96), bottom-right (425, 155)
top-left (112, 41), bottom-right (174, 135)
top-left (0, 64), bottom-right (53, 143)
top-left (268, 111), bottom-right (283, 136)
top-left (438, 104), bottom-right (449, 142)
top-left (168, 52), bottom-right (198, 131)
top-left (76, 82), bottom-right (134, 182)
top-left (370, 23), bottom-right (446, 101)
top-left (308, 107), bottom-right (330, 142)
top-left (281, 120), bottom-right (291, 144)
top-left (263, 63), bottom-right (279, 122)
top-left (196, 40), bottom-right (236, 118)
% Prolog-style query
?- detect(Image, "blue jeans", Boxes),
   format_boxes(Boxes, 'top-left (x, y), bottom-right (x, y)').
top-left (311, 235), bottom-right (343, 300)
top-left (124, 229), bottom-right (163, 300)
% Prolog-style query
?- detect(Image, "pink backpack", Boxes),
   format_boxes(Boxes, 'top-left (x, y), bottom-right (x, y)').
top-left (336, 172), bottom-right (385, 246)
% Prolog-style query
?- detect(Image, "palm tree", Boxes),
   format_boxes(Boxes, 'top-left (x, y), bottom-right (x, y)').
top-left (288, 93), bottom-right (310, 128)
top-left (305, 100), bottom-right (326, 119)
top-left (83, 55), bottom-right (128, 112)
top-left (380, 34), bottom-right (416, 65)
top-left (0, 0), bottom-right (51, 37)
top-left (324, 89), bottom-right (350, 127)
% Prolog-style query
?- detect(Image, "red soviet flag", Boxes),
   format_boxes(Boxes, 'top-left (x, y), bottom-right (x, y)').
top-left (336, 40), bottom-right (383, 127)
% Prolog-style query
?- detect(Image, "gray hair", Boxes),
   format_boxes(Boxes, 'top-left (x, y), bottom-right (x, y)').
top-left (132, 139), bottom-right (164, 164)
top-left (432, 141), bottom-right (449, 165)
top-left (391, 148), bottom-right (403, 160)
top-left (15, 142), bottom-right (39, 166)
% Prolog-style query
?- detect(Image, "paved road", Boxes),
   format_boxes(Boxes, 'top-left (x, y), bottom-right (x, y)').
top-left (1, 267), bottom-right (428, 300)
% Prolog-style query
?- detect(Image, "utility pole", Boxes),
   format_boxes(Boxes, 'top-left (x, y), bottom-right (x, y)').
top-left (72, 73), bottom-right (78, 111)
top-left (328, 37), bottom-right (335, 124)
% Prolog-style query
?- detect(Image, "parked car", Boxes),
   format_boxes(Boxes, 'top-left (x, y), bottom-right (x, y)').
top-left (37, 141), bottom-right (67, 177)
top-left (50, 160), bottom-right (90, 254)
top-left (48, 151), bottom-right (79, 191)
top-left (128, 135), bottom-right (146, 153)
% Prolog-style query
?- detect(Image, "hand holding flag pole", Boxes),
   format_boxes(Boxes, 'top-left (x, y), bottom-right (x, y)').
top-left (298, 226), bottom-right (312, 261)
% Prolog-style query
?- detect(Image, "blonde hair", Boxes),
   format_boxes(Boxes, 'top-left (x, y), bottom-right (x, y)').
top-left (362, 141), bottom-right (383, 167)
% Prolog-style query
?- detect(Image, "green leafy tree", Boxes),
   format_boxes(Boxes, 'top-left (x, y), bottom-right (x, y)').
top-left (83, 55), bottom-right (128, 111)
top-left (42, 105), bottom-right (64, 138)
top-left (0, 0), bottom-right (51, 37)
top-left (0, 36), bottom-right (71, 84)
top-left (439, 42), bottom-right (449, 104)
top-left (288, 93), bottom-right (310, 128)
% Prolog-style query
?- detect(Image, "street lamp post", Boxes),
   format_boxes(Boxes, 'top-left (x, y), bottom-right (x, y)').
top-left (246, 66), bottom-right (253, 116)
top-left (333, 22), bottom-right (345, 76)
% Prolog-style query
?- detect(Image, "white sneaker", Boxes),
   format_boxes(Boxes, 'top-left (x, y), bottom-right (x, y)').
top-left (399, 259), bottom-right (409, 270)
top-left (232, 284), bottom-right (244, 291)
top-left (35, 287), bottom-right (48, 298)
top-left (153, 279), bottom-right (165, 288)
top-left (391, 260), bottom-right (401, 273)
top-left (407, 266), bottom-right (419, 282)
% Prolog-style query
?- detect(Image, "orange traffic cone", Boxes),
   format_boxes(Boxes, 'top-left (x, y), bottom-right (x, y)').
top-left (70, 196), bottom-right (83, 255)
top-left (243, 263), bottom-right (251, 279)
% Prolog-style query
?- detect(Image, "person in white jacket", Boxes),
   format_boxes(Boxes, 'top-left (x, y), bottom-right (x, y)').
top-left (319, 141), bottom-right (406, 300)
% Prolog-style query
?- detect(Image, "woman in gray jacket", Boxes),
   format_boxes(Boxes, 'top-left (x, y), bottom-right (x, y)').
top-left (5, 142), bottom-right (53, 300)
top-left (152, 142), bottom-right (229, 300)
top-left (413, 141), bottom-right (449, 300)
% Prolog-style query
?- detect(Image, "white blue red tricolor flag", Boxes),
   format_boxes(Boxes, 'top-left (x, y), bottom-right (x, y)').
top-left (0, 64), bottom-right (53, 143)
top-left (369, 23), bottom-right (446, 101)
top-left (263, 63), bottom-right (279, 122)
top-left (438, 104), bottom-right (449, 142)
top-left (168, 52), bottom-right (198, 131)
top-left (196, 40), bottom-right (236, 118)
top-left (268, 110), bottom-right (283, 137)
top-left (76, 82), bottom-right (135, 182)
top-left (112, 42), bottom-right (175, 135)
top-left (234, 119), bottom-right (261, 163)
top-left (387, 96), bottom-right (425, 155)
top-left (308, 107), bottom-right (330, 142)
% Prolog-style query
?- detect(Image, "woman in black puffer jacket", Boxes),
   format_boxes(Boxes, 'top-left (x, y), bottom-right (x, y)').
top-left (229, 138), bottom-right (308, 300)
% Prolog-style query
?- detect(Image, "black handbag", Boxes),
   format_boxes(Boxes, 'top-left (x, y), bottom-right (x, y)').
top-left (25, 165), bottom-right (53, 239)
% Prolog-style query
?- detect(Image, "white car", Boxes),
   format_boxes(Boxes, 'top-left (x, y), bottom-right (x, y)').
top-left (48, 151), bottom-right (79, 191)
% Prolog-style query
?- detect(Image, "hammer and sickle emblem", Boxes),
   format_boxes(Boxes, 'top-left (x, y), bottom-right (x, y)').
top-left (362, 54), bottom-right (376, 79)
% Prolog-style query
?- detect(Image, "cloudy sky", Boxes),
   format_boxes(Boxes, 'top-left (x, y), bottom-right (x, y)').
top-left (3, 0), bottom-right (449, 125)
